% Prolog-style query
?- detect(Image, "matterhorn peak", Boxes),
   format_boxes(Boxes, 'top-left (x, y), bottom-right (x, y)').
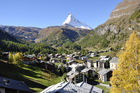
top-left (62, 13), bottom-right (92, 30)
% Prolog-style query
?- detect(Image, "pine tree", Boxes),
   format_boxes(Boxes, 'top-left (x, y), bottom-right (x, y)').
top-left (110, 31), bottom-right (140, 93)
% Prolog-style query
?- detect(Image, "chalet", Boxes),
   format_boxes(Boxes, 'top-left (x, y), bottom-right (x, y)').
top-left (50, 58), bottom-right (59, 63)
top-left (67, 60), bottom-right (76, 65)
top-left (48, 54), bottom-right (54, 58)
top-left (110, 57), bottom-right (118, 70)
top-left (45, 62), bottom-right (55, 72)
top-left (0, 76), bottom-right (32, 93)
top-left (81, 56), bottom-right (87, 61)
top-left (81, 68), bottom-right (95, 82)
top-left (93, 56), bottom-right (111, 69)
top-left (41, 81), bottom-right (103, 93)
top-left (100, 56), bottom-right (110, 62)
top-left (66, 54), bottom-right (74, 61)
top-left (93, 61), bottom-right (98, 68)
top-left (22, 55), bottom-right (37, 64)
top-left (93, 61), bottom-right (108, 69)
top-left (67, 64), bottom-right (85, 83)
top-left (67, 63), bottom-right (95, 83)
top-left (1, 52), bottom-right (9, 60)
top-left (90, 52), bottom-right (98, 57)
top-left (85, 60), bottom-right (92, 68)
top-left (73, 55), bottom-right (81, 60)
top-left (55, 54), bottom-right (59, 57)
top-left (98, 69), bottom-right (112, 82)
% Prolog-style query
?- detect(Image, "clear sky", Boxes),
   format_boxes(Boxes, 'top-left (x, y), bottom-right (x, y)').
top-left (0, 0), bottom-right (122, 28)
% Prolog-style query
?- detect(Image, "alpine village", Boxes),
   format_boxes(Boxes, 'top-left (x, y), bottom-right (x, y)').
top-left (0, 0), bottom-right (140, 93)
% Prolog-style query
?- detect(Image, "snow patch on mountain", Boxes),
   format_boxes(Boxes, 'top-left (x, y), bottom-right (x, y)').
top-left (62, 14), bottom-right (92, 30)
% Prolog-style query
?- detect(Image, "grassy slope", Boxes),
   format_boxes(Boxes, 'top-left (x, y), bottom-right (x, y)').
top-left (95, 85), bottom-right (110, 93)
top-left (0, 60), bottom-right (63, 93)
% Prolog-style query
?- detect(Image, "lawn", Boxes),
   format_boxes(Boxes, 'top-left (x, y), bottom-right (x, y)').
top-left (99, 51), bottom-right (116, 57)
top-left (89, 56), bottom-right (99, 62)
top-left (0, 60), bottom-right (63, 93)
top-left (95, 85), bottom-right (110, 93)
top-left (95, 80), bottom-right (110, 85)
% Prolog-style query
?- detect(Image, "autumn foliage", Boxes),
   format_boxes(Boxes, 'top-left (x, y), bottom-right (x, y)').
top-left (110, 31), bottom-right (140, 93)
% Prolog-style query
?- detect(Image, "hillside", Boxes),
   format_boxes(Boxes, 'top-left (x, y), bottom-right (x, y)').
top-left (0, 29), bottom-right (57, 54)
top-left (0, 60), bottom-right (62, 93)
top-left (36, 26), bottom-right (91, 47)
top-left (0, 25), bottom-right (42, 42)
top-left (79, 0), bottom-right (140, 50)
top-left (108, 0), bottom-right (140, 20)
top-left (0, 29), bottom-right (18, 42)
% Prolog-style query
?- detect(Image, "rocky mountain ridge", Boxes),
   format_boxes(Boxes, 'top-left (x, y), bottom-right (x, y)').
top-left (79, 0), bottom-right (140, 49)
top-left (109, 0), bottom-right (140, 20)
top-left (0, 25), bottom-right (42, 42)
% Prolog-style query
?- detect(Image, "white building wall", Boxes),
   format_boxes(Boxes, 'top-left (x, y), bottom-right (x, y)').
top-left (93, 62), bottom-right (97, 68)
top-left (110, 63), bottom-right (117, 70)
top-left (87, 62), bottom-right (91, 68)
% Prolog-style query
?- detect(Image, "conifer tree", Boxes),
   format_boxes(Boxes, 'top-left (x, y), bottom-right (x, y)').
top-left (110, 31), bottom-right (140, 93)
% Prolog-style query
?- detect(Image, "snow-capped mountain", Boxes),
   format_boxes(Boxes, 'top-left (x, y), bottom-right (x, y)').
top-left (62, 14), bottom-right (92, 30)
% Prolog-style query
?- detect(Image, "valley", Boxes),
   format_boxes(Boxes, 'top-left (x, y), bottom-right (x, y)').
top-left (0, 0), bottom-right (140, 93)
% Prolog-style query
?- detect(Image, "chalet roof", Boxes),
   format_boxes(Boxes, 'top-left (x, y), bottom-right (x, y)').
top-left (100, 56), bottom-right (110, 61)
top-left (0, 76), bottom-right (32, 92)
top-left (81, 68), bottom-right (90, 73)
top-left (24, 55), bottom-right (35, 58)
top-left (67, 70), bottom-right (74, 76)
top-left (69, 72), bottom-right (79, 79)
top-left (110, 57), bottom-right (118, 63)
top-left (98, 69), bottom-right (112, 75)
top-left (76, 82), bottom-right (103, 93)
top-left (2, 52), bottom-right (9, 55)
top-left (41, 81), bottom-right (103, 93)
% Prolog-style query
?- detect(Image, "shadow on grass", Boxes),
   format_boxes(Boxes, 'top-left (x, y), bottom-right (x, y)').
top-left (87, 79), bottom-right (100, 85)
top-left (0, 62), bottom-right (47, 92)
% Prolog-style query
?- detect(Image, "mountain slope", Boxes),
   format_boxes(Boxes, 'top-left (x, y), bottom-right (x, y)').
top-left (36, 26), bottom-right (91, 47)
top-left (79, 0), bottom-right (140, 50)
top-left (62, 14), bottom-right (92, 30)
top-left (0, 29), bottom-right (18, 42)
top-left (0, 25), bottom-right (42, 42)
top-left (0, 29), bottom-right (29, 52)
top-left (109, 0), bottom-right (140, 20)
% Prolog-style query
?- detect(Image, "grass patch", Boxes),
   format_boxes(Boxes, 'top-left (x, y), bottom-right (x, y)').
top-left (54, 62), bottom-right (64, 66)
top-left (95, 85), bottom-right (110, 93)
top-left (0, 61), bottom-right (63, 93)
top-left (75, 60), bottom-right (84, 63)
top-left (100, 51), bottom-right (113, 56)
top-left (89, 57), bottom-right (99, 62)
top-left (95, 80), bottom-right (110, 85)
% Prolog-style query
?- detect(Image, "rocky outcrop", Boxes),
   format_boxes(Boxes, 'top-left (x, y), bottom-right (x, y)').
top-left (109, 0), bottom-right (140, 20)
top-left (95, 24), bottom-right (119, 35)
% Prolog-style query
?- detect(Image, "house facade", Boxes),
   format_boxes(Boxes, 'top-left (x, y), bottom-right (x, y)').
top-left (98, 69), bottom-right (112, 82)
top-left (110, 57), bottom-right (118, 70)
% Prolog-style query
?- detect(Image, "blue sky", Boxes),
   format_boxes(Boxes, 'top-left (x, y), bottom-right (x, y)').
top-left (0, 0), bottom-right (122, 28)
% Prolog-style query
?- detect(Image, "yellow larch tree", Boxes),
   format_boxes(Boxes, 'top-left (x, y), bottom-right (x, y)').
top-left (8, 52), bottom-right (13, 63)
top-left (110, 31), bottom-right (140, 93)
